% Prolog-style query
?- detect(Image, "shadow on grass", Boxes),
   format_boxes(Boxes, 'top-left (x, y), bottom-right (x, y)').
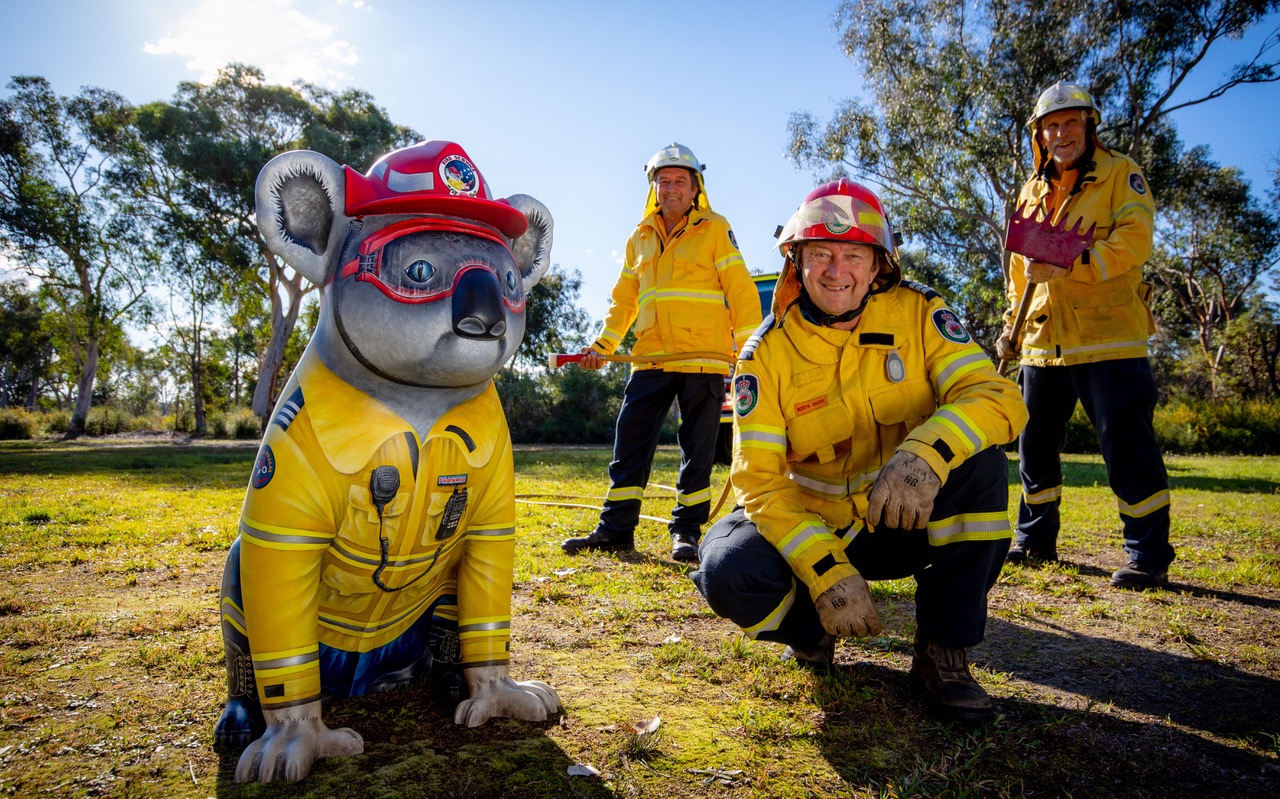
top-left (980, 616), bottom-right (1280, 741)
top-left (810, 658), bottom-right (1279, 798)
top-left (1023, 558), bottom-right (1280, 611)
top-left (210, 687), bottom-right (614, 799)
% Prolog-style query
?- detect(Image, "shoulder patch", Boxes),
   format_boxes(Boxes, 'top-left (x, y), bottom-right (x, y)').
top-left (733, 374), bottom-right (760, 417)
top-left (931, 308), bottom-right (972, 344)
top-left (738, 314), bottom-right (776, 362)
top-left (1129, 172), bottom-right (1147, 196)
top-left (251, 445), bottom-right (276, 489)
top-left (272, 387), bottom-right (304, 430)
top-left (900, 280), bottom-right (940, 300)
top-left (728, 229), bottom-right (739, 249)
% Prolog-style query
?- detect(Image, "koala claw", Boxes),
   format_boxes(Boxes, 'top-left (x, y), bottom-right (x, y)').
top-left (453, 667), bottom-right (562, 728)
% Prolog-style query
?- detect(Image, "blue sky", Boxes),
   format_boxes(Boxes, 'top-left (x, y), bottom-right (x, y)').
top-left (2, 0), bottom-right (1276, 324)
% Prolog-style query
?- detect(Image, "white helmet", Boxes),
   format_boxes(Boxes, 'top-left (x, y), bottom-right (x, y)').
top-left (643, 143), bottom-right (704, 181)
top-left (1027, 80), bottom-right (1101, 128)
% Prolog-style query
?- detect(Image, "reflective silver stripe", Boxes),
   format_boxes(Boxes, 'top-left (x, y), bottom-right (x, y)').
top-left (934, 406), bottom-right (983, 453)
top-left (253, 651), bottom-right (319, 670)
top-left (1023, 485), bottom-right (1062, 504)
top-left (240, 520), bottom-right (330, 548)
top-left (330, 541), bottom-right (380, 567)
top-left (220, 599), bottom-right (246, 629)
top-left (320, 591), bottom-right (435, 633)
top-left (459, 621), bottom-right (510, 633)
top-left (933, 349), bottom-right (987, 392)
top-left (1024, 339), bottom-right (1149, 358)
top-left (778, 522), bottom-right (829, 562)
top-left (467, 526), bottom-right (514, 537)
top-left (739, 430), bottom-right (787, 447)
top-left (787, 470), bottom-right (846, 496)
top-left (677, 487), bottom-right (712, 506)
top-left (743, 582), bottom-right (796, 638)
top-left (1118, 490), bottom-right (1171, 518)
top-left (926, 513), bottom-right (1011, 546)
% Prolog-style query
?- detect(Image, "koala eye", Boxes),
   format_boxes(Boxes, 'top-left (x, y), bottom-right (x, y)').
top-left (505, 271), bottom-right (517, 291)
top-left (405, 260), bottom-right (435, 283)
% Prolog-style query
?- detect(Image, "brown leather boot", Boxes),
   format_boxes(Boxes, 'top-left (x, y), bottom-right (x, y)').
top-left (780, 634), bottom-right (836, 669)
top-left (909, 633), bottom-right (995, 723)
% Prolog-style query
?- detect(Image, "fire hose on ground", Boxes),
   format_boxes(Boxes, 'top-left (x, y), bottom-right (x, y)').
top-left (524, 349), bottom-right (740, 534)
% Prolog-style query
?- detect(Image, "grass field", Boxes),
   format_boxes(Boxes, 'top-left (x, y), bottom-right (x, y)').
top-left (0, 438), bottom-right (1277, 798)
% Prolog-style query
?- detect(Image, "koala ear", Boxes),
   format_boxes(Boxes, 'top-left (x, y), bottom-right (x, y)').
top-left (505, 194), bottom-right (553, 290)
top-left (255, 150), bottom-right (352, 286)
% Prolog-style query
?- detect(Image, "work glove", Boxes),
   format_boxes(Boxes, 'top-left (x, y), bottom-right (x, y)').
top-left (1025, 259), bottom-right (1068, 283)
top-left (867, 450), bottom-right (942, 530)
top-left (813, 573), bottom-right (882, 638)
top-left (995, 328), bottom-right (1019, 362)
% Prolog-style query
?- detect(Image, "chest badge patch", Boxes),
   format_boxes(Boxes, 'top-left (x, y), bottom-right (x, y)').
top-left (794, 395), bottom-right (828, 416)
top-left (734, 374), bottom-right (759, 417)
top-left (931, 308), bottom-right (971, 344)
top-left (886, 351), bottom-right (906, 383)
top-left (251, 445), bottom-right (276, 489)
top-left (1129, 172), bottom-right (1147, 196)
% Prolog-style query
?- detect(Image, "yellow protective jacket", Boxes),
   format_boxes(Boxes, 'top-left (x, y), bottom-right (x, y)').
top-left (732, 282), bottom-right (1027, 601)
top-left (591, 181), bottom-right (761, 374)
top-left (231, 351), bottom-right (516, 711)
top-left (1006, 144), bottom-right (1157, 366)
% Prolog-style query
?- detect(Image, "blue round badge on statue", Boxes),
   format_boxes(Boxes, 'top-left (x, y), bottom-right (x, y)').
top-left (251, 445), bottom-right (276, 489)
top-left (440, 155), bottom-right (479, 196)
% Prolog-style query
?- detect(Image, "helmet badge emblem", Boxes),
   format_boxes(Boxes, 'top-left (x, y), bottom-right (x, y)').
top-left (439, 155), bottom-right (479, 196)
top-left (824, 213), bottom-right (853, 235)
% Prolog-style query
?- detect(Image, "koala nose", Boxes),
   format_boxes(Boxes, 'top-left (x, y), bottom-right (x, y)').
top-left (452, 266), bottom-right (507, 340)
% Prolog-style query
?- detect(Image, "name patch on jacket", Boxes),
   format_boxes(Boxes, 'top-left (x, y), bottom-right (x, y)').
top-left (794, 396), bottom-right (828, 416)
top-left (437, 473), bottom-right (468, 487)
top-left (734, 374), bottom-right (759, 417)
top-left (931, 308), bottom-right (971, 344)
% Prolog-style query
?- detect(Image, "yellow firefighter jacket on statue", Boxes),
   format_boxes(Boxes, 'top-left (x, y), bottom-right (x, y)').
top-left (236, 353), bottom-right (516, 710)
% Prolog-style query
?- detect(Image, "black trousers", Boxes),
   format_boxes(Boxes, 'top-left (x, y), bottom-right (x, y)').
top-left (691, 446), bottom-right (1011, 650)
top-left (1017, 358), bottom-right (1174, 569)
top-left (598, 369), bottom-right (723, 537)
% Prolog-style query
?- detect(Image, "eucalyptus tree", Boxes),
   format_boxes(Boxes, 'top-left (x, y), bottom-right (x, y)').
top-left (132, 64), bottom-right (417, 419)
top-left (0, 75), bottom-right (155, 436)
top-left (789, 0), bottom-right (1280, 343)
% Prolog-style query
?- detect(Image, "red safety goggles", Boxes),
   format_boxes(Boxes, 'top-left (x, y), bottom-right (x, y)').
top-left (337, 217), bottom-right (524, 309)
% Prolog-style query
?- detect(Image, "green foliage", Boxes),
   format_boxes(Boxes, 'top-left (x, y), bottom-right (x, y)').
top-left (0, 407), bottom-right (37, 439)
top-left (82, 406), bottom-right (136, 436)
top-left (1154, 398), bottom-right (1280, 455)
top-left (496, 363), bottom-right (636, 445)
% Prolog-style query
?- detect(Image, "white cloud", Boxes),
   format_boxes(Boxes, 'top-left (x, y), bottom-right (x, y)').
top-left (144, 0), bottom-right (361, 87)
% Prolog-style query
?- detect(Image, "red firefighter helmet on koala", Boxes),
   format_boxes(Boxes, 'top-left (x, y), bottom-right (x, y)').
top-left (343, 140), bottom-right (528, 238)
top-left (777, 178), bottom-right (898, 259)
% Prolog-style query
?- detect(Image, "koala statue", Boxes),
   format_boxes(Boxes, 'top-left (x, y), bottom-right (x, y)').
top-left (213, 140), bottom-right (560, 783)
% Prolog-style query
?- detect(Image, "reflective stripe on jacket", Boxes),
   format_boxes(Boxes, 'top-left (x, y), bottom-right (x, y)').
top-left (1006, 146), bottom-right (1157, 366)
top-left (592, 206), bottom-right (761, 374)
top-left (731, 284), bottom-right (1027, 599)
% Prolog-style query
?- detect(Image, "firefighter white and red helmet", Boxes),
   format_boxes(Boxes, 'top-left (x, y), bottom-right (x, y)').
top-left (773, 178), bottom-right (901, 317)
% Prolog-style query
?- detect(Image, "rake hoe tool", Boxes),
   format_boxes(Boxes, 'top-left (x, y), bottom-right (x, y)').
top-left (999, 202), bottom-right (1096, 374)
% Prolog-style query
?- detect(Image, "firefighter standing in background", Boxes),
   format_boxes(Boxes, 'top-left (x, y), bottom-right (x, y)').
top-left (692, 180), bottom-right (1026, 722)
top-left (562, 143), bottom-right (762, 562)
top-left (996, 81), bottom-right (1175, 590)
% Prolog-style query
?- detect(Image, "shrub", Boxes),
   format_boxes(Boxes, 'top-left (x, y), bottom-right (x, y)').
top-left (230, 408), bottom-right (262, 439)
top-left (1154, 398), bottom-right (1280, 455)
top-left (0, 407), bottom-right (39, 440)
top-left (83, 407), bottom-right (134, 435)
top-left (40, 410), bottom-right (71, 436)
top-left (205, 411), bottom-right (229, 438)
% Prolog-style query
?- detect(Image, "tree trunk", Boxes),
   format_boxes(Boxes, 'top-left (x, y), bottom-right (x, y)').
top-left (192, 340), bottom-right (206, 437)
top-left (67, 339), bottom-right (100, 439)
top-left (250, 272), bottom-right (306, 420)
